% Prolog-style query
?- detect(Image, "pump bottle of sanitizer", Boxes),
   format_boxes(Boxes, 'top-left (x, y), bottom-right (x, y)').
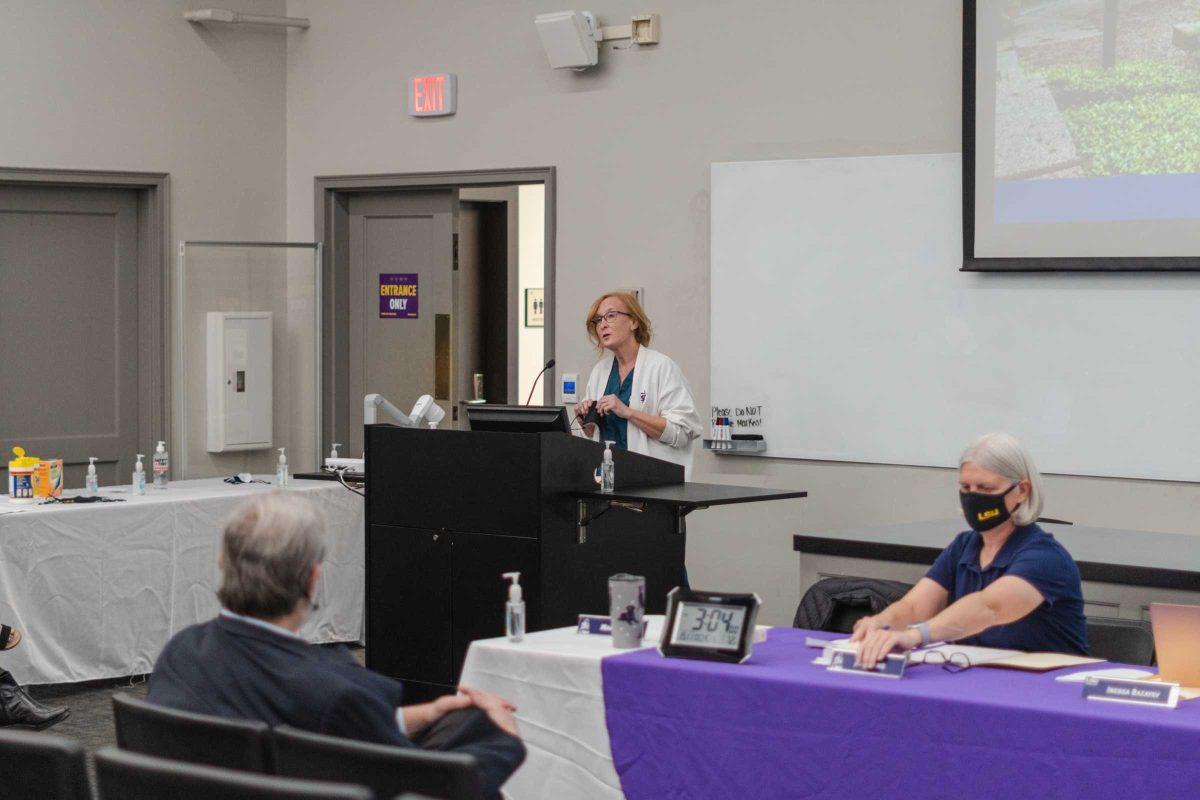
top-left (503, 572), bottom-right (525, 642)
top-left (276, 448), bottom-right (289, 487)
top-left (600, 441), bottom-right (616, 494)
top-left (85, 457), bottom-right (99, 497)
top-left (153, 441), bottom-right (169, 489)
top-left (133, 454), bottom-right (146, 495)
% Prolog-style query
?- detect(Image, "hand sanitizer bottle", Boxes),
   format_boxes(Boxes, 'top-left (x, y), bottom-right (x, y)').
top-left (85, 457), bottom-right (99, 496)
top-left (503, 572), bottom-right (525, 642)
top-left (133, 454), bottom-right (146, 495)
top-left (600, 440), bottom-right (616, 494)
top-left (152, 441), bottom-right (169, 489)
top-left (276, 447), bottom-right (289, 487)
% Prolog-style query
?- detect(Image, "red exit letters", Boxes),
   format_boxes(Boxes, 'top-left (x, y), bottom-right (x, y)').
top-left (409, 74), bottom-right (456, 117)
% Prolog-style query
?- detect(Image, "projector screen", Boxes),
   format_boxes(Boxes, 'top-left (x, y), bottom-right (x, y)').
top-left (966, 0), bottom-right (1200, 270)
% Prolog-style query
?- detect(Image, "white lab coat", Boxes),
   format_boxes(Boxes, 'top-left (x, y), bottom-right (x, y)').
top-left (582, 346), bottom-right (702, 477)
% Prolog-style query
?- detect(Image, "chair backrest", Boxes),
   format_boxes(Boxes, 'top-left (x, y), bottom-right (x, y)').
top-left (112, 692), bottom-right (273, 772)
top-left (793, 577), bottom-right (913, 632)
top-left (272, 725), bottom-right (483, 800)
top-left (95, 747), bottom-right (372, 800)
top-left (0, 729), bottom-right (90, 800)
top-left (1086, 617), bottom-right (1156, 666)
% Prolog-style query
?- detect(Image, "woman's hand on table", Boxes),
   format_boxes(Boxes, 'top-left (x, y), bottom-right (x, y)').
top-left (855, 627), bottom-right (921, 670)
top-left (849, 615), bottom-right (889, 643)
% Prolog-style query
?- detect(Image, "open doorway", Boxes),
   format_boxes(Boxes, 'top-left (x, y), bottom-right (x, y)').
top-left (314, 169), bottom-right (554, 454)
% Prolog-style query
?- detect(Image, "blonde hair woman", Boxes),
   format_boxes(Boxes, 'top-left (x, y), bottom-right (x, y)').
top-left (574, 291), bottom-right (702, 477)
top-left (849, 433), bottom-right (1087, 667)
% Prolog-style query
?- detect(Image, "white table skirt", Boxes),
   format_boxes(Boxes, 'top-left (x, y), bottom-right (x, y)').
top-left (459, 619), bottom-right (666, 800)
top-left (0, 478), bottom-right (364, 685)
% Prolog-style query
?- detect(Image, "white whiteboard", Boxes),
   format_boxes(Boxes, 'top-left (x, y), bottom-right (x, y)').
top-left (710, 155), bottom-right (1200, 482)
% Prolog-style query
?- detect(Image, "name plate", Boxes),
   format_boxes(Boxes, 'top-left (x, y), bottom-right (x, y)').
top-left (1083, 677), bottom-right (1179, 708)
top-left (827, 648), bottom-right (908, 679)
top-left (577, 614), bottom-right (647, 637)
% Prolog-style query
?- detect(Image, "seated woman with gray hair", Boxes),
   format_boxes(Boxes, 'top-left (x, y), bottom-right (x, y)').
top-left (851, 432), bottom-right (1088, 669)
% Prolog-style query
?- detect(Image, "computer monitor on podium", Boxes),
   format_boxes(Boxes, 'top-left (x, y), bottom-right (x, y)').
top-left (465, 404), bottom-right (572, 434)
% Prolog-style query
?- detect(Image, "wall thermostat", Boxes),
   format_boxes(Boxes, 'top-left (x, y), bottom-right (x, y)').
top-left (561, 372), bottom-right (578, 404)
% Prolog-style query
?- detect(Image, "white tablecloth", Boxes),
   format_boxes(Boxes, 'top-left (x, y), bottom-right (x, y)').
top-left (459, 619), bottom-right (667, 800)
top-left (0, 478), bottom-right (364, 685)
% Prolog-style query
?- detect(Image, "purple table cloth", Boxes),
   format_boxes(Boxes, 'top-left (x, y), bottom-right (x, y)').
top-left (601, 627), bottom-right (1200, 800)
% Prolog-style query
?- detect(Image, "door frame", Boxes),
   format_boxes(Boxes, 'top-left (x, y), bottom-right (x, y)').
top-left (0, 166), bottom-right (171, 454)
top-left (314, 167), bottom-right (556, 450)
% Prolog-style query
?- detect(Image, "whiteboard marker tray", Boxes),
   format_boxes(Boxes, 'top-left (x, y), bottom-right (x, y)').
top-left (703, 439), bottom-right (767, 455)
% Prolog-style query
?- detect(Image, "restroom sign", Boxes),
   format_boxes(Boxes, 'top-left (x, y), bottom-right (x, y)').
top-left (380, 273), bottom-right (418, 319)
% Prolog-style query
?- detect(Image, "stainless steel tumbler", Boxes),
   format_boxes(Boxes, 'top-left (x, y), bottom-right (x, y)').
top-left (608, 573), bottom-right (646, 649)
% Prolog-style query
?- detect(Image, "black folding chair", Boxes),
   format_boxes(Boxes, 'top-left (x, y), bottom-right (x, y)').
top-left (272, 725), bottom-right (483, 800)
top-left (112, 692), bottom-right (273, 772)
top-left (95, 747), bottom-right (371, 800)
top-left (0, 729), bottom-right (90, 800)
top-left (1086, 617), bottom-right (1156, 666)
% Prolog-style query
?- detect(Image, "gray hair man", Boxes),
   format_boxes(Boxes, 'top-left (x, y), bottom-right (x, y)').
top-left (149, 492), bottom-right (525, 800)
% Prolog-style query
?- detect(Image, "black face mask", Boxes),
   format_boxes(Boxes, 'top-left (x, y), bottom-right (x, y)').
top-left (960, 483), bottom-right (1018, 532)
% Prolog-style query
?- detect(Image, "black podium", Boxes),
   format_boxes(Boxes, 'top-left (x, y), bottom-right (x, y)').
top-left (364, 424), bottom-right (685, 700)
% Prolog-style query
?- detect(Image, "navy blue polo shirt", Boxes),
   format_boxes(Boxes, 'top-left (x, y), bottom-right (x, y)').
top-left (599, 359), bottom-right (634, 451)
top-left (925, 523), bottom-right (1088, 655)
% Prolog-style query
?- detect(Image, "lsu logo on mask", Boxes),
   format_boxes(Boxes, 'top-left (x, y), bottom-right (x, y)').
top-left (978, 508), bottom-right (1000, 521)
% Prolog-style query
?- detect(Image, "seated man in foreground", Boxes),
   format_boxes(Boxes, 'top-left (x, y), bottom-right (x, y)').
top-left (148, 492), bottom-right (525, 799)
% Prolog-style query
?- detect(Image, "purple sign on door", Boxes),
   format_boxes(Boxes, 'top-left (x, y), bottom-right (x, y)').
top-left (379, 273), bottom-right (418, 319)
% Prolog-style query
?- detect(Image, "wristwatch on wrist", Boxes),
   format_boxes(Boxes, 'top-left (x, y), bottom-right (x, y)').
top-left (908, 622), bottom-right (932, 647)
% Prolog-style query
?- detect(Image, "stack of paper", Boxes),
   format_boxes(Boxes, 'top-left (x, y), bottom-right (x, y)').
top-left (804, 637), bottom-right (1103, 672)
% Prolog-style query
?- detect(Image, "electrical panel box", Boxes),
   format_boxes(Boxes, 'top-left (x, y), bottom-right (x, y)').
top-left (207, 311), bottom-right (273, 452)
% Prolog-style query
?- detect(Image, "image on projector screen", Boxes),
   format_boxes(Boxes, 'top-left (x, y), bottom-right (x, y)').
top-left (992, 0), bottom-right (1200, 225)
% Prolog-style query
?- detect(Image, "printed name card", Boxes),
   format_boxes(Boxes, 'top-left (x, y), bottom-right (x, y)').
top-left (576, 614), bottom-right (647, 637)
top-left (1083, 677), bottom-right (1179, 709)
top-left (827, 648), bottom-right (908, 679)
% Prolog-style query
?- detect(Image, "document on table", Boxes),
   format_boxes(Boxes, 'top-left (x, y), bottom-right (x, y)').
top-left (910, 643), bottom-right (1024, 666)
top-left (806, 638), bottom-right (1102, 671)
top-left (981, 651), bottom-right (1103, 671)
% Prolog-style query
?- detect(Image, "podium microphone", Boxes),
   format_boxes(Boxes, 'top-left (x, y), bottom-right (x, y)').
top-left (524, 359), bottom-right (556, 405)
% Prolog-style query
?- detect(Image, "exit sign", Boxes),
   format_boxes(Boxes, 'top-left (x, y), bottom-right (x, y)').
top-left (408, 73), bottom-right (457, 117)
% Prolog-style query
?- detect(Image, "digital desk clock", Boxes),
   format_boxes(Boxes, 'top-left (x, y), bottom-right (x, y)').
top-left (658, 587), bottom-right (761, 664)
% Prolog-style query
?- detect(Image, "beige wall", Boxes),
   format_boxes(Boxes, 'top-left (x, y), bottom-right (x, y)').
top-left (285, 0), bottom-right (1200, 625)
top-left (0, 0), bottom-right (288, 474)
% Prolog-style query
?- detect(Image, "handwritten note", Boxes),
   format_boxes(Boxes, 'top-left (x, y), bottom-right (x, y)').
top-left (711, 403), bottom-right (765, 430)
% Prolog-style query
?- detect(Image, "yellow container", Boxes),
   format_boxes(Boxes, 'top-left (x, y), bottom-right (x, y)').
top-left (7, 447), bottom-right (39, 504)
top-left (33, 459), bottom-right (63, 499)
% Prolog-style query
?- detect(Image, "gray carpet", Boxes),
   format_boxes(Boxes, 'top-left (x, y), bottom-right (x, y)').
top-left (25, 674), bottom-right (150, 752)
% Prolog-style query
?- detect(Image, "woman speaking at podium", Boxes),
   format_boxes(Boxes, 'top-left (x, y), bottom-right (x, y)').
top-left (574, 291), bottom-right (702, 477)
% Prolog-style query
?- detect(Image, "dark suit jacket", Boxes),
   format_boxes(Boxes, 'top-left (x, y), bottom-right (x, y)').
top-left (149, 615), bottom-right (523, 797)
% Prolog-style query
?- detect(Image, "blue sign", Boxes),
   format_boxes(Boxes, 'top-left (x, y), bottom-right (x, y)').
top-left (577, 614), bottom-right (648, 638)
top-left (827, 649), bottom-right (908, 679)
top-left (1083, 677), bottom-right (1178, 708)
